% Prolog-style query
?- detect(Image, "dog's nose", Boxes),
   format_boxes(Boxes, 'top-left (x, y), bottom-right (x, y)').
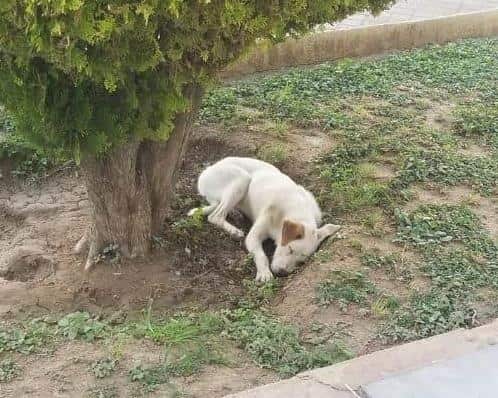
top-left (274, 269), bottom-right (289, 277)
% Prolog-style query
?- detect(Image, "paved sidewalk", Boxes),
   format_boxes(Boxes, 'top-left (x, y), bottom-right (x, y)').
top-left (329, 0), bottom-right (498, 30)
top-left (224, 320), bottom-right (498, 397)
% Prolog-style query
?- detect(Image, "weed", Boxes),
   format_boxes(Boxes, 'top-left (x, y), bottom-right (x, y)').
top-left (91, 358), bottom-right (117, 379)
top-left (164, 346), bottom-right (227, 377)
top-left (57, 312), bottom-right (107, 342)
top-left (380, 289), bottom-right (474, 343)
top-left (394, 205), bottom-right (497, 256)
top-left (257, 143), bottom-right (288, 166)
top-left (238, 278), bottom-right (281, 308)
top-left (454, 101), bottom-right (498, 148)
top-left (371, 295), bottom-right (400, 319)
top-left (222, 308), bottom-right (351, 376)
top-left (361, 251), bottom-right (413, 283)
top-left (171, 210), bottom-right (205, 238)
top-left (0, 319), bottom-right (53, 354)
top-left (0, 359), bottom-right (20, 383)
top-left (316, 270), bottom-right (376, 310)
top-left (87, 384), bottom-right (119, 398)
top-left (129, 364), bottom-right (170, 393)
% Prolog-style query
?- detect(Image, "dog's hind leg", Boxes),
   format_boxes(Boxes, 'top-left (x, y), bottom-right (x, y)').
top-left (187, 202), bottom-right (218, 217)
top-left (207, 172), bottom-right (251, 239)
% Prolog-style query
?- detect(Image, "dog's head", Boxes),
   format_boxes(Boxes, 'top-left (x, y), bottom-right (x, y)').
top-left (271, 220), bottom-right (341, 277)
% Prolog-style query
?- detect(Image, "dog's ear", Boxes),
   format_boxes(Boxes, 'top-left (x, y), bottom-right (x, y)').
top-left (281, 220), bottom-right (305, 246)
top-left (317, 224), bottom-right (341, 244)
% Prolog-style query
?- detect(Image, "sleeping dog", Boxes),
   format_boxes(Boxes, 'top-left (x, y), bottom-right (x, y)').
top-left (189, 157), bottom-right (341, 282)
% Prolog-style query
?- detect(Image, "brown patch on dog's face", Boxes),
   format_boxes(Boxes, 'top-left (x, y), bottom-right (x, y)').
top-left (281, 220), bottom-right (305, 246)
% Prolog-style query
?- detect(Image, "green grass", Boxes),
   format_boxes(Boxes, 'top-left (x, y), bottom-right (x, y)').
top-left (91, 358), bottom-right (117, 379)
top-left (221, 308), bottom-right (351, 376)
top-left (0, 358), bottom-right (20, 383)
top-left (57, 312), bottom-right (108, 342)
top-left (0, 318), bottom-right (54, 354)
top-left (316, 270), bottom-right (376, 310)
top-left (454, 101), bottom-right (498, 148)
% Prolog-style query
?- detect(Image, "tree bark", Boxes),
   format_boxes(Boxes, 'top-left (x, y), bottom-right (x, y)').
top-left (75, 85), bottom-right (203, 270)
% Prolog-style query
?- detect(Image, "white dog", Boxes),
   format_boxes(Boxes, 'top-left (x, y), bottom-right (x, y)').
top-left (188, 157), bottom-right (341, 282)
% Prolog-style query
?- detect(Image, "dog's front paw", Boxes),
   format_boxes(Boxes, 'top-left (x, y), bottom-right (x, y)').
top-left (231, 228), bottom-right (245, 239)
top-left (255, 269), bottom-right (274, 283)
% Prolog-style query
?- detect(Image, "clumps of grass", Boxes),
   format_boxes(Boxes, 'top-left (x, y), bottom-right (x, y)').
top-left (0, 359), bottom-right (20, 383)
top-left (394, 148), bottom-right (498, 195)
top-left (257, 143), bottom-right (288, 166)
top-left (0, 319), bottom-right (54, 354)
top-left (379, 204), bottom-right (498, 343)
top-left (91, 358), bottom-right (117, 379)
top-left (57, 312), bottom-right (107, 342)
top-left (164, 345), bottom-right (227, 377)
top-left (379, 289), bottom-right (474, 343)
top-left (238, 279), bottom-right (281, 309)
top-left (316, 270), bottom-right (376, 310)
top-left (319, 155), bottom-right (392, 214)
top-left (129, 363), bottom-right (171, 393)
top-left (394, 204), bottom-right (497, 256)
top-left (87, 384), bottom-right (119, 398)
top-left (137, 312), bottom-right (224, 346)
top-left (422, 249), bottom-right (492, 291)
top-left (198, 88), bottom-right (238, 123)
top-left (361, 251), bottom-right (413, 283)
top-left (222, 308), bottom-right (351, 376)
top-left (454, 101), bottom-right (498, 148)
top-left (171, 209), bottom-right (205, 239)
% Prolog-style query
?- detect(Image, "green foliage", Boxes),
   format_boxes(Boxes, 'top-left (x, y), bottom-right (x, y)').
top-left (91, 358), bottom-right (117, 379)
top-left (394, 204), bottom-right (497, 256)
top-left (454, 101), bottom-right (498, 148)
top-left (380, 289), bottom-right (474, 343)
top-left (222, 308), bottom-right (351, 376)
top-left (0, 0), bottom-right (394, 160)
top-left (0, 319), bottom-right (54, 354)
top-left (87, 384), bottom-right (119, 398)
top-left (316, 270), bottom-right (376, 309)
top-left (238, 279), bottom-right (282, 309)
top-left (57, 312), bottom-right (107, 342)
top-left (0, 359), bottom-right (20, 383)
top-left (361, 251), bottom-right (413, 283)
top-left (257, 143), bottom-right (288, 166)
top-left (129, 363), bottom-right (170, 393)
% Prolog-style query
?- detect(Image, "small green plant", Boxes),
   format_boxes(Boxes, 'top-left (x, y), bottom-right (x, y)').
top-left (129, 364), bottom-right (170, 393)
top-left (454, 102), bottom-right (498, 148)
top-left (164, 346), bottom-right (227, 377)
top-left (0, 359), bottom-right (20, 383)
top-left (238, 279), bottom-right (281, 308)
top-left (91, 358), bottom-right (117, 379)
top-left (57, 312), bottom-right (107, 342)
top-left (222, 308), bottom-right (351, 376)
top-left (87, 384), bottom-right (119, 398)
top-left (361, 251), bottom-right (413, 283)
top-left (380, 289), bottom-right (474, 343)
top-left (316, 270), bottom-right (376, 310)
top-left (0, 319), bottom-right (54, 354)
top-left (394, 205), bottom-right (497, 256)
top-left (257, 144), bottom-right (288, 166)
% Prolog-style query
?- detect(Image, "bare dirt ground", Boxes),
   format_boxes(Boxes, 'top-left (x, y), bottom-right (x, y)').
top-left (0, 123), bottom-right (330, 397)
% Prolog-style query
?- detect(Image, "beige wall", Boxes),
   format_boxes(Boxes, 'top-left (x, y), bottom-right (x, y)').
top-left (221, 10), bottom-right (498, 80)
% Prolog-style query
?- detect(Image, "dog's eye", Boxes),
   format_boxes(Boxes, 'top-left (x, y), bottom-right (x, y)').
top-left (295, 234), bottom-right (303, 240)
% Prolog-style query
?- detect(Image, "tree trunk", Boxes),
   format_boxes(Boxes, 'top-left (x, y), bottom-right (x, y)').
top-left (75, 85), bottom-right (203, 270)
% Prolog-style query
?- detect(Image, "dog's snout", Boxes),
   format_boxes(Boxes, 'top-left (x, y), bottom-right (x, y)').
top-left (274, 269), bottom-right (289, 277)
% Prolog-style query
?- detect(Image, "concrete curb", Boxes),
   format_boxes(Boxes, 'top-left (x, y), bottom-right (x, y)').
top-left (221, 9), bottom-right (498, 79)
top-left (223, 319), bottom-right (498, 397)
